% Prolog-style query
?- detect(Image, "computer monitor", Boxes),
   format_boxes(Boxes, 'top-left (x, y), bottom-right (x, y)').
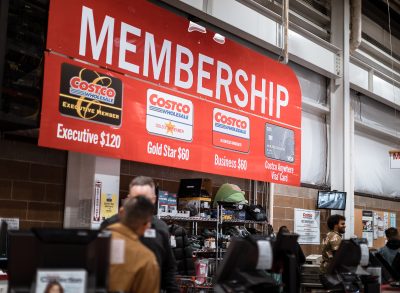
top-left (177, 178), bottom-right (210, 198)
top-left (317, 191), bottom-right (346, 210)
top-left (0, 220), bottom-right (7, 270)
top-left (215, 236), bottom-right (277, 292)
top-left (326, 239), bottom-right (366, 274)
top-left (392, 253), bottom-right (400, 281)
top-left (215, 233), bottom-right (301, 293)
top-left (7, 228), bottom-right (111, 292)
top-left (369, 251), bottom-right (394, 284)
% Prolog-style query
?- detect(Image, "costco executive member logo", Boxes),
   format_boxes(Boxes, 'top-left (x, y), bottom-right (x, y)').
top-left (59, 63), bottom-right (123, 127)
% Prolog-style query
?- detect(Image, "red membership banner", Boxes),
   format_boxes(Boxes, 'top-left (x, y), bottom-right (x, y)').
top-left (39, 0), bottom-right (302, 185)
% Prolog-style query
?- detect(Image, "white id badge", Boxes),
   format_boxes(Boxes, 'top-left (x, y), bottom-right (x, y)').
top-left (170, 235), bottom-right (177, 248)
top-left (144, 228), bottom-right (156, 238)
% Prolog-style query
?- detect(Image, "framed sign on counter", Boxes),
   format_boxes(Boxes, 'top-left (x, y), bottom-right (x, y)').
top-left (294, 209), bottom-right (320, 245)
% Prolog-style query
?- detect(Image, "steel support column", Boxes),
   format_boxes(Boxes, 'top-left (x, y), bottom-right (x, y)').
top-left (0, 0), bottom-right (9, 108)
top-left (330, 0), bottom-right (354, 238)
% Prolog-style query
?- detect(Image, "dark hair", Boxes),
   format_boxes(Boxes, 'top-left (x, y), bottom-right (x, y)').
top-left (129, 176), bottom-right (155, 191)
top-left (327, 214), bottom-right (346, 230)
top-left (278, 225), bottom-right (290, 235)
top-left (121, 196), bottom-right (155, 231)
top-left (385, 227), bottom-right (398, 239)
top-left (44, 281), bottom-right (64, 293)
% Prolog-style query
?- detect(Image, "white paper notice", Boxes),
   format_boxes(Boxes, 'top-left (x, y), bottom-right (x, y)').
top-left (359, 244), bottom-right (369, 266)
top-left (384, 213), bottom-right (389, 230)
top-left (362, 232), bottom-right (374, 248)
top-left (0, 217), bottom-right (19, 230)
top-left (256, 240), bottom-right (273, 270)
top-left (390, 213), bottom-right (397, 228)
top-left (36, 270), bottom-right (86, 293)
top-left (110, 239), bottom-right (125, 265)
top-left (294, 209), bottom-right (320, 244)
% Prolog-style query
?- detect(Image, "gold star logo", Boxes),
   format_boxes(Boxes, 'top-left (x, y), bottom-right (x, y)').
top-left (165, 121), bottom-right (175, 134)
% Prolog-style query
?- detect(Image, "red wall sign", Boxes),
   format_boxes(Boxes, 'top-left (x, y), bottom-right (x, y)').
top-left (39, 0), bottom-right (302, 185)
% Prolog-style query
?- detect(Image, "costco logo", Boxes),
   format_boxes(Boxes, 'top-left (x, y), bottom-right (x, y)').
top-left (146, 89), bottom-right (193, 141)
top-left (69, 76), bottom-right (116, 104)
top-left (149, 94), bottom-right (191, 117)
top-left (214, 112), bottom-right (248, 133)
top-left (212, 108), bottom-right (250, 153)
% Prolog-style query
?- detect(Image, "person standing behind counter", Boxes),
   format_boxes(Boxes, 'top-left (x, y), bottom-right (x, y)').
top-left (378, 227), bottom-right (400, 266)
top-left (320, 214), bottom-right (346, 273)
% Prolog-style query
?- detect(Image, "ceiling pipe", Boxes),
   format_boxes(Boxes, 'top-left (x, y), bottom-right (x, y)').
top-left (350, 0), bottom-right (362, 53)
top-left (281, 0), bottom-right (289, 64)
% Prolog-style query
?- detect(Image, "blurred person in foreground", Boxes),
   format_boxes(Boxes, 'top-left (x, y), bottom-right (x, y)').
top-left (277, 225), bottom-right (305, 290)
top-left (101, 176), bottom-right (178, 292)
top-left (108, 196), bottom-right (159, 293)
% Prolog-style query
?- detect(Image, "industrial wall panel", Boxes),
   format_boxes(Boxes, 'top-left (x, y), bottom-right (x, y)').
top-left (208, 0), bottom-right (278, 45)
top-left (373, 75), bottom-right (400, 106)
top-left (349, 62), bottom-right (369, 90)
top-left (180, 0), bottom-right (204, 10)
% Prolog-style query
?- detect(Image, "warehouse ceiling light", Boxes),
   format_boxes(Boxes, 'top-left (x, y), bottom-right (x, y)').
top-left (213, 33), bottom-right (225, 44)
top-left (188, 21), bottom-right (206, 33)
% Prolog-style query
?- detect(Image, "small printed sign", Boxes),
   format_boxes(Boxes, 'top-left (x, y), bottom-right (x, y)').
top-left (294, 209), bottom-right (320, 245)
top-left (390, 151), bottom-right (400, 169)
top-left (36, 270), bottom-right (86, 293)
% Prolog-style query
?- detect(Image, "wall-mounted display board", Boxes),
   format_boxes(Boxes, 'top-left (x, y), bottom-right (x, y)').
top-left (355, 208), bottom-right (397, 249)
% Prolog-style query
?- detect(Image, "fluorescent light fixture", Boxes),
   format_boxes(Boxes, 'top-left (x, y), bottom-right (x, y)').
top-left (213, 33), bottom-right (225, 44)
top-left (188, 21), bottom-right (206, 33)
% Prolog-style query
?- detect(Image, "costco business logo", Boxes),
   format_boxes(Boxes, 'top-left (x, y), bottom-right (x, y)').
top-left (146, 89), bottom-right (193, 141)
top-left (212, 108), bottom-right (250, 153)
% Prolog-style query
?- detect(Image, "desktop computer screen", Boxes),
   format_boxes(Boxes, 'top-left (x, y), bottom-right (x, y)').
top-left (7, 228), bottom-right (111, 292)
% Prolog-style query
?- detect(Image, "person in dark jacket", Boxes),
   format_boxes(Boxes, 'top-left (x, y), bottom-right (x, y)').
top-left (278, 225), bottom-right (306, 291)
top-left (169, 224), bottom-right (195, 276)
top-left (101, 176), bottom-right (179, 293)
top-left (378, 227), bottom-right (400, 266)
top-left (278, 226), bottom-right (306, 266)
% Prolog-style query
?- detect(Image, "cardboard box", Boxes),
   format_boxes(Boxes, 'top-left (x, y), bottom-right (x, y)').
top-left (178, 197), bottom-right (212, 216)
top-left (158, 191), bottom-right (169, 213)
top-left (168, 193), bottom-right (177, 212)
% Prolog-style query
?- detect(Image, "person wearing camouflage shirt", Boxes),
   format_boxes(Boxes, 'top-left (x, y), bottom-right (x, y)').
top-left (320, 214), bottom-right (346, 273)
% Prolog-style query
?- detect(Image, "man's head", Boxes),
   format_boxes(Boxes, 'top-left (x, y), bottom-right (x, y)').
top-left (385, 227), bottom-right (399, 240)
top-left (278, 225), bottom-right (290, 235)
top-left (327, 214), bottom-right (346, 234)
top-left (120, 196), bottom-right (154, 236)
top-left (128, 176), bottom-right (156, 204)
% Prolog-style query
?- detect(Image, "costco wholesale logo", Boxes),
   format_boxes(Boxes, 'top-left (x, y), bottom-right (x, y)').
top-left (69, 76), bottom-right (116, 104)
top-left (146, 89), bottom-right (193, 141)
top-left (212, 108), bottom-right (250, 153)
